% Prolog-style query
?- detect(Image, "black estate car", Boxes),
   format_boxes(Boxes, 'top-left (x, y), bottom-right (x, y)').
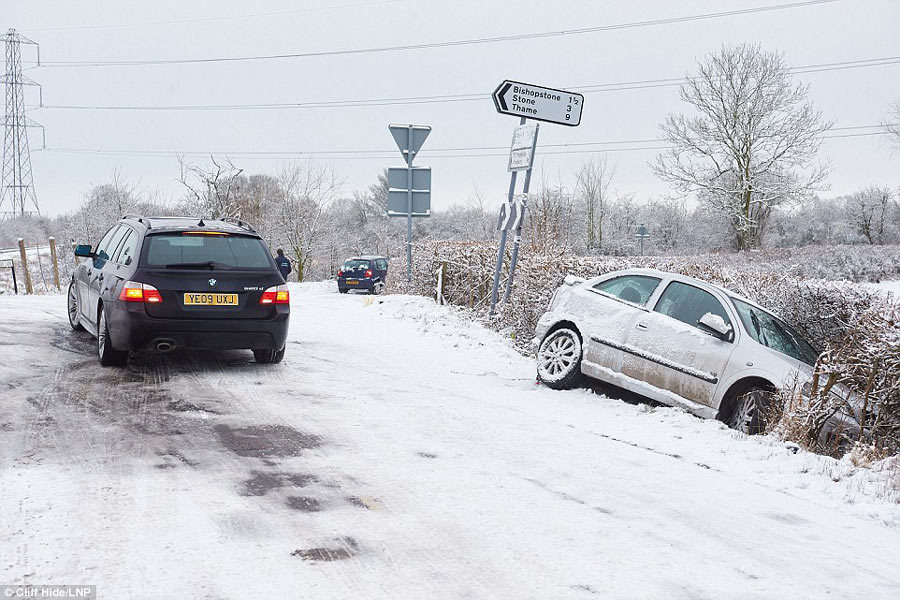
top-left (67, 216), bottom-right (290, 366)
top-left (337, 255), bottom-right (389, 294)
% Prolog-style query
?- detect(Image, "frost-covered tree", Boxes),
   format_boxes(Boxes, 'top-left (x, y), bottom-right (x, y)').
top-left (844, 185), bottom-right (893, 245)
top-left (271, 161), bottom-right (343, 282)
top-left (574, 157), bottom-right (614, 251)
top-left (527, 177), bottom-right (574, 252)
top-left (177, 156), bottom-right (244, 219)
top-left (885, 100), bottom-right (900, 150)
top-left (652, 44), bottom-right (832, 250)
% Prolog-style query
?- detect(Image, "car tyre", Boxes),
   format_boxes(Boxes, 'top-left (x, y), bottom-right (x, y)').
top-left (537, 328), bottom-right (584, 390)
top-left (726, 386), bottom-right (773, 434)
top-left (67, 281), bottom-right (84, 331)
top-left (338, 288), bottom-right (348, 294)
top-left (97, 305), bottom-right (128, 367)
top-left (371, 282), bottom-right (381, 295)
top-left (253, 346), bottom-right (285, 364)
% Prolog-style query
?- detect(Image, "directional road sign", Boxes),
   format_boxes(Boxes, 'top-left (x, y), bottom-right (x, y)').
top-left (492, 80), bottom-right (584, 127)
top-left (389, 124), bottom-right (431, 163)
top-left (508, 123), bottom-right (539, 171)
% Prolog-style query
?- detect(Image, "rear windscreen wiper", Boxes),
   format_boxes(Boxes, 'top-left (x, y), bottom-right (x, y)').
top-left (164, 261), bottom-right (230, 269)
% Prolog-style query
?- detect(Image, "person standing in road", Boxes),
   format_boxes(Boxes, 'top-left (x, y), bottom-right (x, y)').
top-left (275, 249), bottom-right (292, 282)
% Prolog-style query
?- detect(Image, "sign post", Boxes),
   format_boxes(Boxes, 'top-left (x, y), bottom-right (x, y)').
top-left (387, 124), bottom-right (432, 285)
top-left (489, 80), bottom-right (583, 315)
top-left (635, 223), bottom-right (650, 256)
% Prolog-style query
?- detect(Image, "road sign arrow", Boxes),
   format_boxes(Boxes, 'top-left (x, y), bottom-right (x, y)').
top-left (493, 81), bottom-right (512, 112)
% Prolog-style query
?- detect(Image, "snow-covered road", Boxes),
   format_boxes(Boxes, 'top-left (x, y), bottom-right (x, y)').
top-left (2, 283), bottom-right (899, 599)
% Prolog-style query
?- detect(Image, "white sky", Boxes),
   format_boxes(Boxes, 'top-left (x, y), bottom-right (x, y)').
top-left (4, 0), bottom-right (900, 216)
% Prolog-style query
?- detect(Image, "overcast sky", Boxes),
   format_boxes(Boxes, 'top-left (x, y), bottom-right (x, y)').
top-left (5, 0), bottom-right (900, 216)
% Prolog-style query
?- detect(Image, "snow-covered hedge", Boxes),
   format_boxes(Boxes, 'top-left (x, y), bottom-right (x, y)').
top-left (773, 304), bottom-right (900, 457)
top-left (389, 241), bottom-right (900, 456)
top-left (388, 241), bottom-right (898, 349)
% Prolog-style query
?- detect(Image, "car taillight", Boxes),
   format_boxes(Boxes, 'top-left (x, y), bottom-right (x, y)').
top-left (365, 269), bottom-right (372, 278)
top-left (119, 281), bottom-right (162, 303)
top-left (260, 284), bottom-right (289, 305)
top-left (337, 270), bottom-right (343, 277)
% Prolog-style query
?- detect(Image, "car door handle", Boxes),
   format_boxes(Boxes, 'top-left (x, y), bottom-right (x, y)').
top-left (635, 322), bottom-right (648, 331)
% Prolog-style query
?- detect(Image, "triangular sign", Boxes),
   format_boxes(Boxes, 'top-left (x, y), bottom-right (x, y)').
top-left (389, 124), bottom-right (431, 160)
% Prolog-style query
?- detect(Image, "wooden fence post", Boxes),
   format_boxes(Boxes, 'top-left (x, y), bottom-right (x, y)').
top-left (437, 261), bottom-right (447, 305)
top-left (17, 238), bottom-right (33, 295)
top-left (49, 237), bottom-right (61, 291)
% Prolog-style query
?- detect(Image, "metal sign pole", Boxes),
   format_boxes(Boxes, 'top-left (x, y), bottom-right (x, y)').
top-left (634, 223), bottom-right (650, 257)
top-left (489, 117), bottom-right (526, 315)
top-left (386, 123), bottom-right (431, 284)
top-left (406, 125), bottom-right (413, 287)
top-left (503, 126), bottom-right (540, 303)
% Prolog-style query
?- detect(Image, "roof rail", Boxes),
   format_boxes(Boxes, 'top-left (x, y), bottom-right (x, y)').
top-left (222, 217), bottom-right (256, 233)
top-left (122, 214), bottom-right (152, 229)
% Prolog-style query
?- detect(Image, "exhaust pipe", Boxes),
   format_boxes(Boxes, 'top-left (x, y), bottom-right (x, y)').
top-left (155, 341), bottom-right (175, 353)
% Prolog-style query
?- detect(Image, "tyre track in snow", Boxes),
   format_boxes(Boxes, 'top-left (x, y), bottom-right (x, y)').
top-left (4, 288), bottom-right (900, 599)
top-left (289, 288), bottom-right (900, 599)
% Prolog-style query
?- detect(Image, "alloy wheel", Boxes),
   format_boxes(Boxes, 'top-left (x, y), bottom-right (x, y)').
top-left (539, 334), bottom-right (577, 377)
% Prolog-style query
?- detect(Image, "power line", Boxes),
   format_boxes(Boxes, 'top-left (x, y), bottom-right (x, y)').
top-left (38, 55), bottom-right (900, 112)
top-left (20, 0), bottom-right (400, 33)
top-left (34, 128), bottom-right (889, 161)
top-left (35, 0), bottom-right (840, 67)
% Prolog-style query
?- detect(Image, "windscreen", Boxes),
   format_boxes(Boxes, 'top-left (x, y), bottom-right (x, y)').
top-left (342, 260), bottom-right (371, 270)
top-left (143, 233), bottom-right (273, 269)
top-left (731, 298), bottom-right (818, 366)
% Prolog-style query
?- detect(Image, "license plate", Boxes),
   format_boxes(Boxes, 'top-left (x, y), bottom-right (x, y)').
top-left (346, 280), bottom-right (358, 285)
top-left (183, 293), bottom-right (238, 306)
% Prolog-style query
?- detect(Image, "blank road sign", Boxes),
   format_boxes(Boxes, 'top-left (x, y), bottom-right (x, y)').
top-left (388, 167), bottom-right (432, 191)
top-left (387, 190), bottom-right (431, 217)
top-left (388, 124), bottom-right (432, 160)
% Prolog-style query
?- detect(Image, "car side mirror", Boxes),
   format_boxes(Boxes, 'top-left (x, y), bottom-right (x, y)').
top-left (74, 244), bottom-right (94, 258)
top-left (698, 312), bottom-right (733, 341)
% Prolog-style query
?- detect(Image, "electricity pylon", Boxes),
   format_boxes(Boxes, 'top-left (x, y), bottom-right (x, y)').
top-left (1, 28), bottom-right (43, 218)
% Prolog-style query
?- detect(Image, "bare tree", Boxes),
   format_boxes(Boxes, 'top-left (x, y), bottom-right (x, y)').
top-left (177, 155), bottom-right (244, 219)
top-left (272, 161), bottom-right (343, 282)
top-left (844, 185), bottom-right (893, 245)
top-left (652, 43), bottom-right (832, 250)
top-left (575, 156), bottom-right (614, 252)
top-left (885, 100), bottom-right (900, 151)
top-left (527, 172), bottom-right (574, 252)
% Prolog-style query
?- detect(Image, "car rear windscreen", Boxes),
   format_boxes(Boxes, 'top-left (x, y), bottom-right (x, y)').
top-left (342, 260), bottom-right (371, 270)
top-left (143, 233), bottom-right (273, 268)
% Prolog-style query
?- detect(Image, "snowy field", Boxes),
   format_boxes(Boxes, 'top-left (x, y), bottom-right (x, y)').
top-left (1, 282), bottom-right (900, 599)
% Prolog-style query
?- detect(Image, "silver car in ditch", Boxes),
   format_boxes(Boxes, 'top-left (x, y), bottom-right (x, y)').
top-left (533, 269), bottom-right (825, 434)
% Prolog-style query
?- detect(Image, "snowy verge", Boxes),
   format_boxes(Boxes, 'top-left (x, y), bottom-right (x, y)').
top-left (370, 291), bottom-right (900, 522)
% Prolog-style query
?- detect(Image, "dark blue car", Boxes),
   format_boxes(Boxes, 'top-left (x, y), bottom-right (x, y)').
top-left (337, 256), bottom-right (388, 294)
